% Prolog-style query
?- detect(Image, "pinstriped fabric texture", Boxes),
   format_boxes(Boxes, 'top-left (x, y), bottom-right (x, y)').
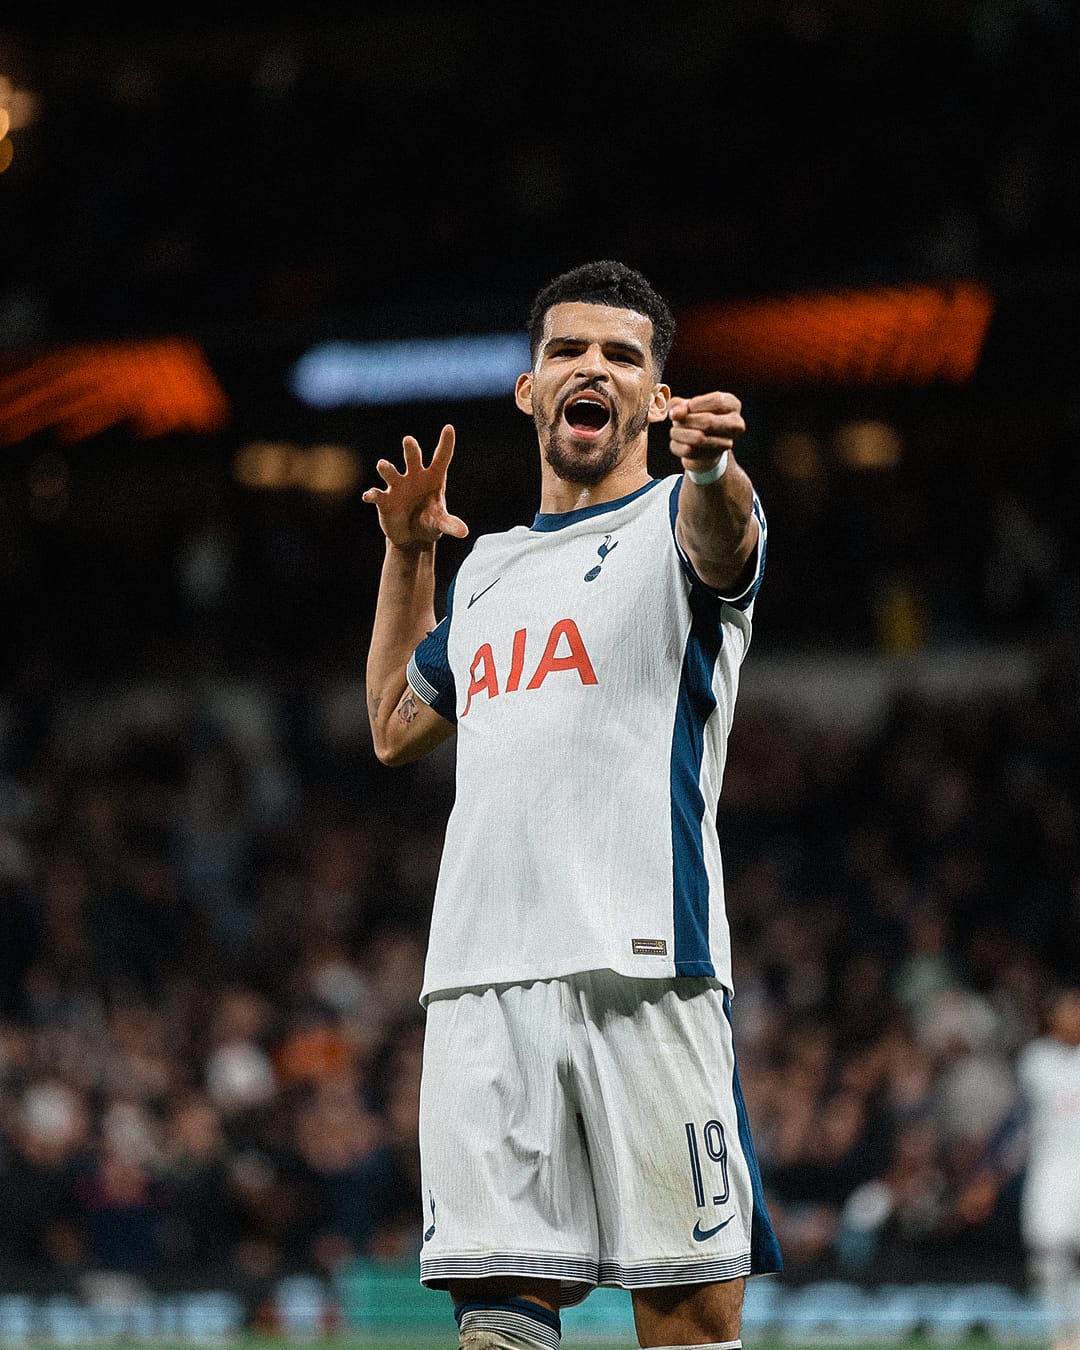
top-left (428, 1254), bottom-right (594, 1279)
top-left (596, 1252), bottom-right (752, 1285)
top-left (409, 475), bottom-right (766, 1003)
top-left (419, 972), bottom-right (780, 1307)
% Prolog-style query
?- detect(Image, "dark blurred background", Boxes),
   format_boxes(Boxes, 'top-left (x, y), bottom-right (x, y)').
top-left (1, 0), bottom-right (1078, 682)
top-left (0, 0), bottom-right (1077, 1326)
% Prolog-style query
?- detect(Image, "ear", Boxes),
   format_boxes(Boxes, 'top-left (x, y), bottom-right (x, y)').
top-left (647, 382), bottom-right (671, 424)
top-left (514, 371), bottom-right (534, 416)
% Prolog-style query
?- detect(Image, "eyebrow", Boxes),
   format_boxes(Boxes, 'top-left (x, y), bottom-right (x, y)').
top-left (543, 336), bottom-right (647, 361)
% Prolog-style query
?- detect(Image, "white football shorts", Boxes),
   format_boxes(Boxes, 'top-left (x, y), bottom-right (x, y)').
top-left (417, 970), bottom-right (781, 1306)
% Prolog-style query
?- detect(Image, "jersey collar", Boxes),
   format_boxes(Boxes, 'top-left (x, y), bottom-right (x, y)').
top-left (530, 478), bottom-right (662, 532)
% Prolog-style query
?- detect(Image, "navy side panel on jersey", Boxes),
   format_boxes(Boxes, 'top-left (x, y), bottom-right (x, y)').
top-left (669, 579), bottom-right (725, 976)
top-left (666, 482), bottom-right (767, 975)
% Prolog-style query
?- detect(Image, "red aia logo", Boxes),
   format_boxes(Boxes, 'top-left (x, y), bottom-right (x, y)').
top-left (462, 618), bottom-right (597, 717)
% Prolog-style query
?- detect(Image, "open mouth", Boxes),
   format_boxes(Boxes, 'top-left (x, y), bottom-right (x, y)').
top-left (563, 394), bottom-right (612, 438)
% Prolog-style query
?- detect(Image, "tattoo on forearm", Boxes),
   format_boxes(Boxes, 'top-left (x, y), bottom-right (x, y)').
top-left (368, 689), bottom-right (383, 718)
top-left (397, 692), bottom-right (418, 725)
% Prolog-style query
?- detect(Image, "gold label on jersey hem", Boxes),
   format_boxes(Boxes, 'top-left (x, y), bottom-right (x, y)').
top-left (631, 938), bottom-right (668, 956)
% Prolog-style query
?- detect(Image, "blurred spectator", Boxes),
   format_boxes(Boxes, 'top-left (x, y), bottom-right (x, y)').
top-left (0, 1079), bottom-right (93, 1270)
top-left (74, 1128), bottom-right (167, 1275)
top-left (158, 1091), bottom-right (236, 1275)
top-left (1016, 985), bottom-right (1080, 1350)
top-left (292, 1073), bottom-right (386, 1268)
top-left (0, 833), bottom-right (45, 1019)
top-left (203, 986), bottom-right (278, 1122)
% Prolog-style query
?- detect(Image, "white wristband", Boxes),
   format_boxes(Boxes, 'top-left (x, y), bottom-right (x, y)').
top-left (686, 450), bottom-right (729, 485)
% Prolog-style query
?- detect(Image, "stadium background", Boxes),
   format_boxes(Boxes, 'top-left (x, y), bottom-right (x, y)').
top-left (0, 0), bottom-right (1077, 1343)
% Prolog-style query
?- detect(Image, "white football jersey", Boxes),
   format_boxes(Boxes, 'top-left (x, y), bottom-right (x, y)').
top-left (408, 475), bottom-right (766, 1004)
top-left (1017, 1034), bottom-right (1080, 1245)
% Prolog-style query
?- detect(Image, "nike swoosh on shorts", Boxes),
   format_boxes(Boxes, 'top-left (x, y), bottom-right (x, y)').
top-left (692, 1214), bottom-right (735, 1242)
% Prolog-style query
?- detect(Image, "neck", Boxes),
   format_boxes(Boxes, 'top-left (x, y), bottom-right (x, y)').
top-left (538, 450), bottom-right (651, 515)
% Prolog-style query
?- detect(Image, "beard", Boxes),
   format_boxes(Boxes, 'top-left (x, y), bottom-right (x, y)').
top-left (536, 396), bottom-right (651, 487)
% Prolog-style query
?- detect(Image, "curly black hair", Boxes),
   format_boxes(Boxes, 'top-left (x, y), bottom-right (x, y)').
top-left (526, 260), bottom-right (675, 375)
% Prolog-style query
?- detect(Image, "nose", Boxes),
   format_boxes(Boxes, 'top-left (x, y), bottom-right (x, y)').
top-left (573, 343), bottom-right (608, 380)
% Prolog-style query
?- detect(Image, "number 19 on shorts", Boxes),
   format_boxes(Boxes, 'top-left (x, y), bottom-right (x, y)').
top-left (685, 1119), bottom-right (730, 1209)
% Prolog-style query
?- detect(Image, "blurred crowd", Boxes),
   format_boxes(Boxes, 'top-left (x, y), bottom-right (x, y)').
top-left (0, 673), bottom-right (448, 1296)
top-left (724, 640), bottom-right (1080, 1283)
top-left (0, 637), bottom-right (1076, 1295)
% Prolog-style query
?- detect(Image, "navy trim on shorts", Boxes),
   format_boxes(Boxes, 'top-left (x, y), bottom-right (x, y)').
top-left (723, 992), bottom-right (784, 1274)
top-left (421, 1253), bottom-right (595, 1308)
top-left (598, 1251), bottom-right (751, 1286)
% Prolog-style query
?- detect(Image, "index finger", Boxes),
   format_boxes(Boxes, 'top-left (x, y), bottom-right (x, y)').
top-left (674, 391), bottom-right (742, 415)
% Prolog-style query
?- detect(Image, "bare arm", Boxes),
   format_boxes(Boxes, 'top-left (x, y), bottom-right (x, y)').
top-left (668, 391), bottom-right (759, 594)
top-left (362, 425), bottom-right (468, 765)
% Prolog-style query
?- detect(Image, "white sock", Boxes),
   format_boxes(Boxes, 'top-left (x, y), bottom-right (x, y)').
top-left (456, 1296), bottom-right (560, 1350)
top-left (459, 1335), bottom-right (552, 1350)
top-left (649, 1342), bottom-right (742, 1349)
top-left (1064, 1267), bottom-right (1080, 1343)
top-left (1034, 1249), bottom-right (1076, 1346)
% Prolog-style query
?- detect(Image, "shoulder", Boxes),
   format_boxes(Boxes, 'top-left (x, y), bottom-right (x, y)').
top-left (467, 523), bottom-right (533, 557)
top-left (448, 524), bottom-right (528, 579)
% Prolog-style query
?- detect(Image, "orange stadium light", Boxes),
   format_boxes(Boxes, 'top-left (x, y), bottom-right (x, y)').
top-left (0, 338), bottom-right (231, 445)
top-left (674, 281), bottom-right (995, 388)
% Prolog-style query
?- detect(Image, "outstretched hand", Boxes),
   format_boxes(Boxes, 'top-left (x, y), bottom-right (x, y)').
top-left (362, 424), bottom-right (469, 550)
top-left (668, 392), bottom-right (746, 471)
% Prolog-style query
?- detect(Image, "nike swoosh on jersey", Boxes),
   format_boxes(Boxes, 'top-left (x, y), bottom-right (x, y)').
top-left (692, 1214), bottom-right (735, 1242)
top-left (467, 577), bottom-right (501, 607)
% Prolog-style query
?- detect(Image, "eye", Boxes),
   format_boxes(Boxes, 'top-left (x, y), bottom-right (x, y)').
top-left (607, 348), bottom-right (644, 366)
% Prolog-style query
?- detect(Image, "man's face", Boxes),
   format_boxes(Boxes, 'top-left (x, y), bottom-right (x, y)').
top-left (515, 301), bottom-right (669, 486)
